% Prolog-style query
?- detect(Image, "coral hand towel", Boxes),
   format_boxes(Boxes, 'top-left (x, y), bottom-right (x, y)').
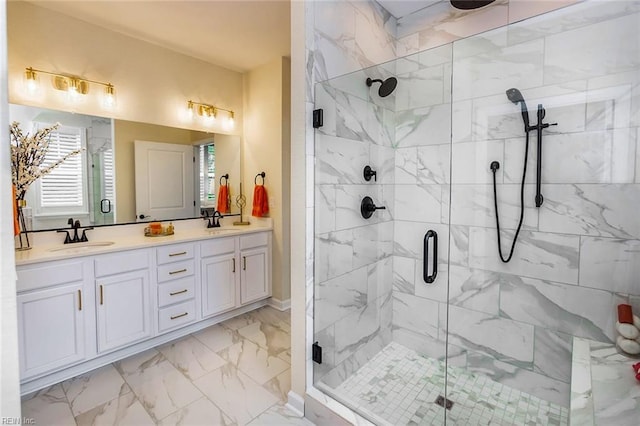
top-left (12, 185), bottom-right (20, 236)
top-left (217, 184), bottom-right (230, 213)
top-left (252, 185), bottom-right (269, 217)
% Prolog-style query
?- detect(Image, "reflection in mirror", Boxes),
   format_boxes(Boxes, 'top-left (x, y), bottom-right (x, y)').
top-left (10, 104), bottom-right (241, 231)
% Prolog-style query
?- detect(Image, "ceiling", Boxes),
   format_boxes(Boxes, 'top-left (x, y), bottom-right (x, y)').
top-left (25, 0), bottom-right (291, 73)
top-left (376, 0), bottom-right (442, 19)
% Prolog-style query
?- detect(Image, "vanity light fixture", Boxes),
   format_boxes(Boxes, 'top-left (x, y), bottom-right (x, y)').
top-left (24, 67), bottom-right (116, 107)
top-left (187, 100), bottom-right (234, 129)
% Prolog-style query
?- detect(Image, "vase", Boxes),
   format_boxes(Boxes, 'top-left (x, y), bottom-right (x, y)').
top-left (16, 199), bottom-right (32, 251)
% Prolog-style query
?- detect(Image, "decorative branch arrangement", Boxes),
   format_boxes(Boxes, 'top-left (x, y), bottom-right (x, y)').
top-left (10, 121), bottom-right (81, 200)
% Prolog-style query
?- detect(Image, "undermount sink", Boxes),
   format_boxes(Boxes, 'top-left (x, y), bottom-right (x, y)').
top-left (48, 241), bottom-right (115, 253)
top-left (206, 228), bottom-right (237, 235)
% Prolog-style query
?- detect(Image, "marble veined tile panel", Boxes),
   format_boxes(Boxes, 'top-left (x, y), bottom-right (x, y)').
top-left (334, 185), bottom-right (384, 231)
top-left (417, 144), bottom-right (450, 185)
top-left (499, 273), bottom-right (616, 342)
top-left (446, 304), bottom-right (535, 366)
top-left (218, 338), bottom-right (289, 385)
top-left (157, 335), bottom-right (227, 381)
top-left (192, 324), bottom-right (242, 353)
top-left (579, 237), bottom-right (640, 295)
top-left (75, 393), bottom-right (154, 426)
top-left (247, 403), bottom-right (313, 426)
top-left (315, 185), bottom-right (336, 235)
top-left (540, 184), bottom-right (640, 239)
top-left (452, 39), bottom-right (544, 102)
top-left (450, 184), bottom-right (539, 230)
top-left (396, 65), bottom-right (445, 111)
top-left (394, 221), bottom-right (450, 265)
top-left (392, 292), bottom-right (439, 340)
top-left (469, 227), bottom-right (580, 284)
top-left (367, 256), bottom-right (393, 303)
top-left (392, 255), bottom-right (416, 295)
top-left (157, 397), bottom-right (233, 426)
top-left (394, 184), bottom-right (443, 223)
top-left (353, 223), bottom-right (393, 269)
top-left (314, 265), bottom-right (368, 333)
top-left (544, 13), bottom-right (640, 85)
top-left (444, 265), bottom-right (501, 316)
top-left (334, 300), bottom-right (385, 365)
top-left (314, 229), bottom-right (354, 282)
top-left (396, 103), bottom-right (452, 148)
top-left (533, 328), bottom-right (573, 384)
top-left (315, 134), bottom-right (370, 185)
top-left (21, 385), bottom-right (75, 426)
top-left (450, 140), bottom-right (504, 185)
top-left (394, 146), bottom-right (418, 184)
top-left (61, 364), bottom-right (130, 416)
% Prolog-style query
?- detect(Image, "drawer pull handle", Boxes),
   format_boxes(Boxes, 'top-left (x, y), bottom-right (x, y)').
top-left (243, 256), bottom-right (246, 270)
top-left (78, 289), bottom-right (82, 311)
top-left (169, 251), bottom-right (187, 257)
top-left (100, 285), bottom-right (104, 305)
top-left (169, 268), bottom-right (187, 275)
top-left (170, 289), bottom-right (188, 296)
top-left (232, 258), bottom-right (236, 273)
top-left (171, 312), bottom-right (188, 320)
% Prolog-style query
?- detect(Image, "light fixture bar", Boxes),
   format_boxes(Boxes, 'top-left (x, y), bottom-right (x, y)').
top-left (187, 100), bottom-right (234, 117)
top-left (25, 67), bottom-right (115, 96)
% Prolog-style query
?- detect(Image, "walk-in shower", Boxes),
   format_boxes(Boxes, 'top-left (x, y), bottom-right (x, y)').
top-left (313, 1), bottom-right (640, 424)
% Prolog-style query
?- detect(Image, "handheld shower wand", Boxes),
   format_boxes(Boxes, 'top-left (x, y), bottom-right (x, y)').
top-left (506, 88), bottom-right (530, 131)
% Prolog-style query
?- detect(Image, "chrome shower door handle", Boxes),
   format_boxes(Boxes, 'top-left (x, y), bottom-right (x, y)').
top-left (423, 230), bottom-right (438, 284)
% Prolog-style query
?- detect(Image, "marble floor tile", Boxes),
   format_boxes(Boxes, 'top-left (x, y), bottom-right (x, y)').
top-left (263, 369), bottom-right (291, 404)
top-left (192, 324), bottom-right (242, 352)
top-left (74, 392), bottom-right (154, 426)
top-left (246, 404), bottom-right (313, 426)
top-left (278, 348), bottom-right (292, 363)
top-left (193, 364), bottom-right (279, 425)
top-left (218, 339), bottom-right (290, 385)
top-left (116, 350), bottom-right (202, 422)
top-left (157, 397), bottom-right (235, 426)
top-left (158, 335), bottom-right (227, 380)
top-left (238, 321), bottom-right (291, 357)
top-left (21, 384), bottom-right (76, 426)
top-left (61, 364), bottom-right (131, 416)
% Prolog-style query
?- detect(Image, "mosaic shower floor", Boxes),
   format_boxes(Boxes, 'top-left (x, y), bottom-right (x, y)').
top-left (329, 342), bottom-right (569, 426)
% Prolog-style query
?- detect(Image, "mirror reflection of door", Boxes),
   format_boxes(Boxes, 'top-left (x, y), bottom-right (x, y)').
top-left (134, 140), bottom-right (196, 222)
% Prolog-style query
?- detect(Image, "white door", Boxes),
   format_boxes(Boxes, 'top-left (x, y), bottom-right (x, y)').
top-left (201, 253), bottom-right (238, 318)
top-left (240, 247), bottom-right (269, 304)
top-left (134, 140), bottom-right (195, 222)
top-left (18, 283), bottom-right (85, 379)
top-left (96, 270), bottom-right (152, 353)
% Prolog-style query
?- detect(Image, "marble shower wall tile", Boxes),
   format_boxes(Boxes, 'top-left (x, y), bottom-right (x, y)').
top-left (540, 184), bottom-right (640, 239)
top-left (315, 134), bottom-right (370, 185)
top-left (396, 103), bottom-right (451, 147)
top-left (392, 292), bottom-right (440, 341)
top-left (499, 274), bottom-right (617, 342)
top-left (394, 184), bottom-right (443, 223)
top-left (367, 256), bottom-right (393, 303)
top-left (533, 328), bottom-right (573, 384)
top-left (444, 266), bottom-right (501, 316)
top-left (394, 221), bottom-right (450, 265)
top-left (314, 265), bottom-right (368, 333)
top-left (314, 230), bottom-right (353, 282)
top-left (579, 237), bottom-right (640, 295)
top-left (315, 185), bottom-right (336, 234)
top-left (469, 227), bottom-right (580, 284)
top-left (395, 65), bottom-right (445, 111)
top-left (417, 144), bottom-right (450, 185)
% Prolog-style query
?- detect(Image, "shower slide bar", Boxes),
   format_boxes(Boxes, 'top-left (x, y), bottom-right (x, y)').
top-left (423, 230), bottom-right (438, 284)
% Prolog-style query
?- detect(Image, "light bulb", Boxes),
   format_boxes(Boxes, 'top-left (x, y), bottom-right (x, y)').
top-left (187, 101), bottom-right (194, 119)
top-left (203, 107), bottom-right (216, 126)
top-left (24, 67), bottom-right (39, 95)
top-left (224, 112), bottom-right (235, 130)
top-left (67, 78), bottom-right (80, 102)
top-left (102, 84), bottom-right (116, 109)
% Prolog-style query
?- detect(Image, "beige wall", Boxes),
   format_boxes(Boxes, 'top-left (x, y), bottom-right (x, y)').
top-left (113, 120), bottom-right (208, 222)
top-left (7, 0), bottom-right (243, 135)
top-left (243, 57), bottom-right (291, 302)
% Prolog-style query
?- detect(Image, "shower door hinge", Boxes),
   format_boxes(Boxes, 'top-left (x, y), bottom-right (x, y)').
top-left (312, 342), bottom-right (322, 364)
top-left (312, 109), bottom-right (323, 128)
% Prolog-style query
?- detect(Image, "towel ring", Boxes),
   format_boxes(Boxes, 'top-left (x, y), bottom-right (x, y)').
top-left (219, 174), bottom-right (229, 185)
top-left (254, 172), bottom-right (266, 185)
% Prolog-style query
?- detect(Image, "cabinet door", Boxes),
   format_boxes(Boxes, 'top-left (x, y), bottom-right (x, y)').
top-left (240, 247), bottom-right (269, 304)
top-left (18, 283), bottom-right (85, 379)
top-left (96, 270), bottom-right (152, 353)
top-left (201, 253), bottom-right (237, 318)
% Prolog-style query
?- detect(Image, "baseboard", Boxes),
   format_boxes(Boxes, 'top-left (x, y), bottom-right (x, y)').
top-left (268, 297), bottom-right (291, 311)
top-left (285, 390), bottom-right (305, 416)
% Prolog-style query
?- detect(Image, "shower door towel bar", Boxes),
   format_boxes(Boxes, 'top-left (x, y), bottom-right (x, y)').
top-left (423, 230), bottom-right (438, 283)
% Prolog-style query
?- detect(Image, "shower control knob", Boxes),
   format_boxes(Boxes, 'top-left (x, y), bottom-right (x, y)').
top-left (361, 196), bottom-right (386, 219)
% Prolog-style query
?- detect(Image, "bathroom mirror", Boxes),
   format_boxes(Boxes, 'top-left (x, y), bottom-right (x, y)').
top-left (10, 104), bottom-right (241, 231)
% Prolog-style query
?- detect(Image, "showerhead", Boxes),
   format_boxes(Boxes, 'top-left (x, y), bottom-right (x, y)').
top-left (451, 0), bottom-right (496, 10)
top-left (366, 77), bottom-right (398, 98)
top-left (506, 87), bottom-right (530, 131)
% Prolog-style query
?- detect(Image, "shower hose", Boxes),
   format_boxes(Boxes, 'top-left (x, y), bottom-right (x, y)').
top-left (491, 131), bottom-right (529, 263)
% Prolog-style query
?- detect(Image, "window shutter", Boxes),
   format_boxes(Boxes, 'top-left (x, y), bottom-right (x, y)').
top-left (39, 127), bottom-right (84, 207)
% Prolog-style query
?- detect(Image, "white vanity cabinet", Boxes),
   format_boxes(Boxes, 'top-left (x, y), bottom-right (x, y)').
top-left (156, 243), bottom-right (197, 332)
top-left (200, 237), bottom-right (238, 318)
top-left (239, 233), bottom-right (271, 304)
top-left (16, 259), bottom-right (90, 380)
top-left (95, 249), bottom-right (152, 353)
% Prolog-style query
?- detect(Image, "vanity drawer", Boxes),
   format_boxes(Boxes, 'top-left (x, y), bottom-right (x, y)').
top-left (240, 232), bottom-right (269, 250)
top-left (157, 260), bottom-right (195, 283)
top-left (157, 243), bottom-right (194, 265)
top-left (200, 237), bottom-right (236, 258)
top-left (158, 299), bottom-right (196, 332)
top-left (157, 276), bottom-right (195, 308)
top-left (95, 250), bottom-right (149, 278)
top-left (17, 260), bottom-right (85, 292)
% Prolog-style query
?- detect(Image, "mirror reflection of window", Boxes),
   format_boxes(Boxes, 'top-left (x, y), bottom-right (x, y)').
top-left (199, 143), bottom-right (215, 206)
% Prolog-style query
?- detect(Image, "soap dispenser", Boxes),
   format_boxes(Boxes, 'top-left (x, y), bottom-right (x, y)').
top-left (167, 222), bottom-right (174, 235)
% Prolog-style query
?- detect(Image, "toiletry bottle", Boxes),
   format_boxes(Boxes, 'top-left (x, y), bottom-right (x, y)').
top-left (167, 222), bottom-right (174, 234)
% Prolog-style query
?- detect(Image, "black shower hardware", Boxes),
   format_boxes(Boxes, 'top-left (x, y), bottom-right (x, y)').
top-left (363, 165), bottom-right (377, 182)
top-left (219, 173), bottom-right (229, 185)
top-left (100, 198), bottom-right (111, 214)
top-left (360, 196), bottom-right (386, 219)
top-left (423, 230), bottom-right (438, 284)
top-left (491, 88), bottom-right (557, 263)
top-left (366, 77), bottom-right (398, 98)
top-left (450, 0), bottom-right (496, 10)
top-left (255, 172), bottom-right (266, 184)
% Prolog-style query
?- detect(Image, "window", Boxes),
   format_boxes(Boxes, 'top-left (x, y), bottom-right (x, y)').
top-left (34, 124), bottom-right (88, 216)
top-left (199, 143), bottom-right (215, 205)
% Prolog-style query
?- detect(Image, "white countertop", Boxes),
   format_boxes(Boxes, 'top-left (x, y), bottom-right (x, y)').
top-left (15, 217), bottom-right (273, 266)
